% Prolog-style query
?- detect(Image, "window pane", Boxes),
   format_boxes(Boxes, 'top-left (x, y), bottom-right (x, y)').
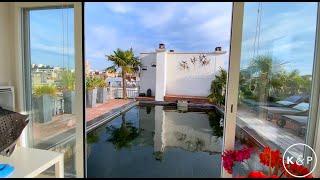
top-left (234, 2), bottom-right (318, 176)
top-left (85, 2), bottom-right (233, 178)
top-left (27, 7), bottom-right (77, 177)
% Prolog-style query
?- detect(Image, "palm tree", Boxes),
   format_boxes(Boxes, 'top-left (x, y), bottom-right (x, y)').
top-left (247, 55), bottom-right (286, 102)
top-left (106, 114), bottom-right (140, 150)
top-left (106, 48), bottom-right (141, 99)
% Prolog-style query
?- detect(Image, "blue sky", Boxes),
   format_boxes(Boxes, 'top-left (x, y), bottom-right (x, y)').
top-left (29, 3), bottom-right (318, 76)
top-left (85, 2), bottom-right (233, 71)
top-left (84, 2), bottom-right (317, 75)
top-left (30, 8), bottom-right (74, 69)
top-left (241, 2), bottom-right (318, 75)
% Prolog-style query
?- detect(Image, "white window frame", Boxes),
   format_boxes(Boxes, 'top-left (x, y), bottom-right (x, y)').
top-left (221, 2), bottom-right (244, 178)
top-left (13, 2), bottom-right (84, 178)
top-left (308, 3), bottom-right (320, 177)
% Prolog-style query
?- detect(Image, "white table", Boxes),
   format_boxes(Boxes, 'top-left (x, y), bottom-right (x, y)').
top-left (0, 147), bottom-right (64, 178)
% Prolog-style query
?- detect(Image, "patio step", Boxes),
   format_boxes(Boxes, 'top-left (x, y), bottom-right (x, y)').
top-left (164, 94), bottom-right (209, 104)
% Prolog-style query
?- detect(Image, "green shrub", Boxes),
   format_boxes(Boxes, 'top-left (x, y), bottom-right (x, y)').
top-left (239, 55), bottom-right (312, 102)
top-left (86, 77), bottom-right (97, 90)
top-left (61, 70), bottom-right (75, 91)
top-left (95, 77), bottom-right (107, 88)
top-left (208, 68), bottom-right (227, 106)
top-left (33, 85), bottom-right (57, 97)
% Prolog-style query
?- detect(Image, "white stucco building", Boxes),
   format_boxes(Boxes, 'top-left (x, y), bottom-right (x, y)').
top-left (139, 44), bottom-right (227, 101)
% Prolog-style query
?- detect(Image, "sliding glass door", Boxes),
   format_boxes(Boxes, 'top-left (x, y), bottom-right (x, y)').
top-left (224, 2), bottom-right (319, 177)
top-left (22, 4), bottom-right (83, 177)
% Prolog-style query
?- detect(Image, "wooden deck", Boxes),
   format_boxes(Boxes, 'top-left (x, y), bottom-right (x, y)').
top-left (236, 105), bottom-right (304, 158)
top-left (164, 94), bottom-right (209, 104)
top-left (135, 96), bottom-right (155, 101)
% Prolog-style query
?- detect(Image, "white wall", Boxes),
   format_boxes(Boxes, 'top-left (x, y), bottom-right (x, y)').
top-left (139, 51), bottom-right (226, 99)
top-left (155, 51), bottom-right (167, 101)
top-left (139, 53), bottom-right (157, 96)
top-left (166, 53), bottom-right (225, 97)
top-left (0, 3), bottom-right (14, 86)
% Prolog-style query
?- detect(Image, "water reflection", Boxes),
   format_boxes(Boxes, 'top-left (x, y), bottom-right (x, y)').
top-left (103, 105), bottom-right (224, 154)
top-left (106, 114), bottom-right (140, 150)
top-left (87, 105), bottom-right (224, 177)
top-left (152, 106), bottom-right (223, 155)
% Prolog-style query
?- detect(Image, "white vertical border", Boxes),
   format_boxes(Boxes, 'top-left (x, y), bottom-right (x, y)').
top-left (221, 2), bottom-right (244, 178)
top-left (307, 2), bottom-right (320, 177)
top-left (13, 2), bottom-right (84, 178)
top-left (73, 2), bottom-right (85, 178)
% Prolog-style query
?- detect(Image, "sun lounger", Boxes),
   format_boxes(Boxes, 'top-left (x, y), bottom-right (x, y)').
top-left (259, 102), bottom-right (309, 121)
top-left (241, 95), bottom-right (308, 112)
top-left (278, 115), bottom-right (308, 137)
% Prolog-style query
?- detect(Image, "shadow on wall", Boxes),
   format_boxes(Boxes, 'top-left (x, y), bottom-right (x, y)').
top-left (166, 74), bottom-right (216, 96)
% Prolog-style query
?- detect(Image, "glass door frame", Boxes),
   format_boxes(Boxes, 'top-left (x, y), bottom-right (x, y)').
top-left (15, 2), bottom-right (84, 178)
top-left (21, 4), bottom-right (75, 149)
top-left (222, 2), bottom-right (320, 178)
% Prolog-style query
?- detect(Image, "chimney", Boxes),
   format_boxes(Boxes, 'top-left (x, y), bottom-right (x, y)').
top-left (156, 43), bottom-right (166, 52)
top-left (215, 46), bottom-right (222, 52)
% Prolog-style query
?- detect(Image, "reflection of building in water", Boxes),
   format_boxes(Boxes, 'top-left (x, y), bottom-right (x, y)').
top-left (139, 106), bottom-right (222, 155)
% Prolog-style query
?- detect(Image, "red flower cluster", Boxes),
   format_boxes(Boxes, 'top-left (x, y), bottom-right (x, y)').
top-left (222, 146), bottom-right (315, 178)
top-left (248, 171), bottom-right (278, 178)
top-left (259, 147), bottom-right (282, 168)
top-left (285, 162), bottom-right (313, 178)
top-left (222, 150), bottom-right (234, 174)
top-left (221, 146), bottom-right (253, 174)
top-left (235, 147), bottom-right (253, 162)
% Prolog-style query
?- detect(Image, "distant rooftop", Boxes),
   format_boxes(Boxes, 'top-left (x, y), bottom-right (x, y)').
top-left (140, 43), bottom-right (227, 55)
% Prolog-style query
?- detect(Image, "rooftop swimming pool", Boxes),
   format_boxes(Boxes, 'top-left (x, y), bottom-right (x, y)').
top-left (87, 104), bottom-right (227, 177)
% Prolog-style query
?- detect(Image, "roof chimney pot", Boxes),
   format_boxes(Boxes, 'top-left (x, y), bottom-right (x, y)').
top-left (156, 43), bottom-right (166, 52)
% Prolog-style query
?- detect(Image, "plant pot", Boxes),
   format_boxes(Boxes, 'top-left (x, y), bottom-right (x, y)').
top-left (33, 95), bottom-right (54, 123)
top-left (86, 88), bottom-right (97, 108)
top-left (97, 87), bottom-right (107, 103)
top-left (107, 87), bottom-right (114, 100)
top-left (63, 91), bottom-right (75, 114)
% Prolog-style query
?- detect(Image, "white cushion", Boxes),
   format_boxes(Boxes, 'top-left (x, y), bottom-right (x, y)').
top-left (276, 100), bottom-right (295, 106)
top-left (293, 102), bottom-right (309, 112)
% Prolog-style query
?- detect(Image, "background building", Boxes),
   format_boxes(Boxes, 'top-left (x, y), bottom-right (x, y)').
top-left (139, 44), bottom-right (227, 101)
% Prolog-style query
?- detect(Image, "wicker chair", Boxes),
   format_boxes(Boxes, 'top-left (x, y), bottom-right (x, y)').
top-left (0, 107), bottom-right (29, 157)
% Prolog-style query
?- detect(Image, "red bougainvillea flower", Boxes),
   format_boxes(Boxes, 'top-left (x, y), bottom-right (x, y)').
top-left (234, 147), bottom-right (253, 162)
top-left (222, 146), bottom-right (253, 174)
top-left (247, 171), bottom-right (279, 178)
top-left (222, 150), bottom-right (235, 174)
top-left (248, 171), bottom-right (268, 178)
top-left (259, 147), bottom-right (282, 168)
top-left (285, 162), bottom-right (313, 178)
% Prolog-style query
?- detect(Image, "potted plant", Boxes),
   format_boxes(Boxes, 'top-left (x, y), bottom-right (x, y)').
top-left (86, 76), bottom-right (98, 108)
top-left (61, 70), bottom-right (75, 114)
top-left (32, 85), bottom-right (57, 123)
top-left (96, 77), bottom-right (108, 103)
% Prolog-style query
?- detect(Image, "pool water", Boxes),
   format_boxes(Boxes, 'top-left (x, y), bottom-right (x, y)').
top-left (87, 105), bottom-right (225, 178)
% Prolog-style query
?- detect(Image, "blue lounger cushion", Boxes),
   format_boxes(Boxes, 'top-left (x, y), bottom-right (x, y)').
top-left (0, 164), bottom-right (14, 178)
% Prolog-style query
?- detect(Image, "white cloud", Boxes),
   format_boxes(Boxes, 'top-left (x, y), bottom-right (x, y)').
top-left (103, 2), bottom-right (134, 14)
top-left (85, 2), bottom-right (233, 70)
top-left (135, 3), bottom-right (179, 29)
top-left (242, 7), bottom-right (316, 52)
top-left (31, 43), bottom-right (74, 56)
